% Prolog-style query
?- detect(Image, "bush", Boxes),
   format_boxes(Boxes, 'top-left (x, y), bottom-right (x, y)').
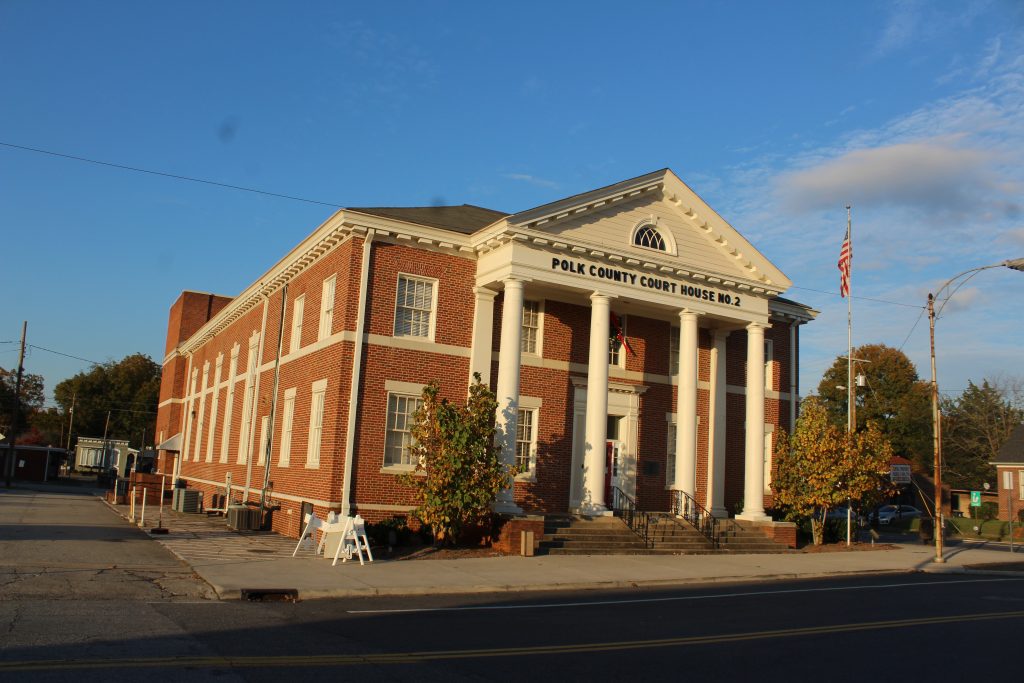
top-left (364, 516), bottom-right (412, 546)
top-left (976, 502), bottom-right (999, 521)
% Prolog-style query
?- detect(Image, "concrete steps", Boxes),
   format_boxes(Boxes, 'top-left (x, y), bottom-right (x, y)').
top-left (538, 514), bottom-right (793, 556)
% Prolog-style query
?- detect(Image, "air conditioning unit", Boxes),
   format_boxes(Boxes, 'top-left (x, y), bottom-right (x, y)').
top-left (174, 489), bottom-right (203, 514)
top-left (227, 505), bottom-right (262, 530)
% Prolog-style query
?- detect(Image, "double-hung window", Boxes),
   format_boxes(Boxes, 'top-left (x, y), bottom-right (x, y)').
top-left (666, 419), bottom-right (676, 487)
top-left (384, 393), bottom-right (423, 467)
top-left (290, 295), bottom-right (305, 352)
top-left (669, 326), bottom-right (680, 375)
top-left (515, 408), bottom-right (537, 475)
top-left (319, 276), bottom-right (336, 341)
top-left (307, 380), bottom-right (327, 469)
top-left (521, 300), bottom-right (540, 354)
top-left (394, 275), bottom-right (435, 339)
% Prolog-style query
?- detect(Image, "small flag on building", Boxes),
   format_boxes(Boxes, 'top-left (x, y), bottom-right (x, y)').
top-left (837, 224), bottom-right (852, 298)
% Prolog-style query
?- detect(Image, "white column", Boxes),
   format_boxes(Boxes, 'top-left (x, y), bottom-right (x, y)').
top-left (469, 287), bottom-right (497, 386)
top-left (674, 310), bottom-right (700, 499)
top-left (706, 329), bottom-right (729, 518)
top-left (738, 322), bottom-right (770, 522)
top-left (494, 279), bottom-right (524, 514)
top-left (583, 292), bottom-right (612, 513)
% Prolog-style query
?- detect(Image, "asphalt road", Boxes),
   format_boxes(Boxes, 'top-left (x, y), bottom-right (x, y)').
top-left (3, 486), bottom-right (1023, 681)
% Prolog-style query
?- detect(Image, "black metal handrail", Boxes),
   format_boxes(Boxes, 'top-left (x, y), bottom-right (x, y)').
top-left (610, 486), bottom-right (653, 548)
top-left (670, 489), bottom-right (720, 548)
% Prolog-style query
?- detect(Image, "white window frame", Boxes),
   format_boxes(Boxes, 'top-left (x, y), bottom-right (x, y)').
top-left (609, 313), bottom-right (626, 368)
top-left (319, 275), bottom-right (336, 342)
top-left (669, 326), bottom-right (680, 376)
top-left (1004, 470), bottom-right (1013, 490)
top-left (763, 424), bottom-right (775, 493)
top-left (237, 334), bottom-right (259, 465)
top-left (393, 274), bottom-right (437, 340)
top-left (194, 362), bottom-right (209, 462)
top-left (513, 396), bottom-right (543, 480)
top-left (764, 339), bottom-right (775, 390)
top-left (220, 345), bottom-right (239, 464)
top-left (306, 379), bottom-right (327, 469)
top-left (206, 354), bottom-right (222, 463)
top-left (279, 387), bottom-right (296, 468)
top-left (384, 392), bottom-right (423, 468)
top-left (1019, 470), bottom-right (1024, 501)
top-left (290, 294), bottom-right (305, 353)
top-left (521, 300), bottom-right (543, 355)
top-left (257, 415), bottom-right (269, 466)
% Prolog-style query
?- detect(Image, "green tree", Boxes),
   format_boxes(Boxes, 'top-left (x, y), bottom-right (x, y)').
top-left (51, 354), bottom-right (160, 449)
top-left (817, 344), bottom-right (932, 471)
top-left (941, 378), bottom-right (1023, 489)
top-left (403, 375), bottom-right (516, 545)
top-left (0, 367), bottom-right (45, 440)
top-left (772, 398), bottom-right (896, 545)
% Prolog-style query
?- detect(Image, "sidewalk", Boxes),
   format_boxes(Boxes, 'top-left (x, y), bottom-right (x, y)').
top-left (105, 499), bottom-right (1024, 601)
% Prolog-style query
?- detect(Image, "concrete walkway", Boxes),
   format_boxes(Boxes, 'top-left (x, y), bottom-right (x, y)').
top-left (102, 497), bottom-right (1024, 601)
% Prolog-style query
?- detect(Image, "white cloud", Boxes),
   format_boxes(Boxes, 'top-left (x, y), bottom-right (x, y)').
top-left (503, 173), bottom-right (559, 189)
top-left (776, 141), bottom-right (999, 213)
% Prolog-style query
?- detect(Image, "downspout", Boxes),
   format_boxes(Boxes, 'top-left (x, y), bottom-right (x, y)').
top-left (242, 295), bottom-right (271, 502)
top-left (261, 283), bottom-right (288, 510)
top-left (341, 230), bottom-right (375, 517)
top-left (789, 320), bottom-right (798, 430)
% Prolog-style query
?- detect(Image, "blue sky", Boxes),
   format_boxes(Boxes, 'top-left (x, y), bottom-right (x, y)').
top-left (3, 0), bottom-right (1022, 409)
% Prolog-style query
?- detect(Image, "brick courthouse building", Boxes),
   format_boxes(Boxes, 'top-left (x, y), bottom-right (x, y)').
top-left (156, 169), bottom-right (815, 537)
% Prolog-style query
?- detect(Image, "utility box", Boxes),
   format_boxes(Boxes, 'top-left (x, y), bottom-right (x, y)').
top-left (173, 489), bottom-right (203, 513)
top-left (227, 505), bottom-right (261, 530)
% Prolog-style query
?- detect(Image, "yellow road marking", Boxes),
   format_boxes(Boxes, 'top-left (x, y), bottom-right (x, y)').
top-left (2, 610), bottom-right (1022, 671)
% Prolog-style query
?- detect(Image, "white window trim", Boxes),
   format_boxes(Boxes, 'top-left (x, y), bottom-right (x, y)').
top-left (220, 345), bottom-right (239, 464)
top-left (237, 334), bottom-right (260, 465)
top-left (318, 276), bottom-right (336, 342)
top-left (765, 339), bottom-right (775, 391)
top-left (669, 325), bottom-right (680, 377)
top-left (383, 390), bottom-right (425, 471)
top-left (629, 217), bottom-right (677, 256)
top-left (290, 294), bottom-right (305, 354)
top-left (279, 387), bottom-right (297, 468)
top-left (194, 362), bottom-right (209, 462)
top-left (206, 355), bottom-right (222, 463)
top-left (393, 273), bottom-right (438, 341)
top-left (521, 299), bottom-right (544, 357)
top-left (514, 395), bottom-right (542, 481)
top-left (763, 424), bottom-right (775, 493)
top-left (1019, 470), bottom-right (1024, 501)
top-left (306, 379), bottom-right (327, 469)
top-left (257, 415), bottom-right (269, 466)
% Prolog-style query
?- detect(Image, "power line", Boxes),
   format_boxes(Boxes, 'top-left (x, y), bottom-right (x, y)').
top-left (27, 344), bottom-right (103, 365)
top-left (788, 285), bottom-right (923, 309)
top-left (0, 140), bottom-right (346, 209)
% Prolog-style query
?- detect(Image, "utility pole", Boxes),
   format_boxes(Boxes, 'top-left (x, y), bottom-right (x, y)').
top-left (65, 391), bottom-right (76, 451)
top-left (5, 321), bottom-right (27, 487)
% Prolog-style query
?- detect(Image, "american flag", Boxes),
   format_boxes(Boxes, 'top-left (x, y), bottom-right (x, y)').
top-left (837, 225), bottom-right (852, 298)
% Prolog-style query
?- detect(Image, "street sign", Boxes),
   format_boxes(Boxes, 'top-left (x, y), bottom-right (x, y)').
top-left (970, 490), bottom-right (982, 507)
top-left (890, 463), bottom-right (912, 484)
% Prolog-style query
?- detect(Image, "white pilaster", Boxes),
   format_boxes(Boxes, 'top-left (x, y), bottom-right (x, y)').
top-left (738, 322), bottom-right (770, 522)
top-left (582, 292), bottom-right (612, 513)
top-left (674, 310), bottom-right (700, 498)
top-left (494, 279), bottom-right (524, 514)
top-left (469, 287), bottom-right (497, 386)
top-left (705, 330), bottom-right (729, 518)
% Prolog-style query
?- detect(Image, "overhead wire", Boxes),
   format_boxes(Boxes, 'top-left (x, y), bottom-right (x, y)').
top-left (0, 140), bottom-right (346, 208)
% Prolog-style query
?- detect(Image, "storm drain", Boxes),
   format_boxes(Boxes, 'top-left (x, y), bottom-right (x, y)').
top-left (240, 588), bottom-right (299, 602)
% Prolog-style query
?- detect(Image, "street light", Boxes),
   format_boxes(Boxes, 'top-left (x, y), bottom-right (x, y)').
top-left (928, 258), bottom-right (1024, 564)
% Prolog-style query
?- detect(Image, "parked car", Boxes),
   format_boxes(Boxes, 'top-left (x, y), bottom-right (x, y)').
top-left (826, 507), bottom-right (866, 526)
top-left (877, 504), bottom-right (922, 525)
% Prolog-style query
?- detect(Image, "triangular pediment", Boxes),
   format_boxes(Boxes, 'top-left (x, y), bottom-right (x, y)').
top-left (504, 169), bottom-right (790, 291)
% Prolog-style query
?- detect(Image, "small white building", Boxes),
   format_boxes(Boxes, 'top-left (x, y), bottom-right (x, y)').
top-left (74, 437), bottom-right (132, 475)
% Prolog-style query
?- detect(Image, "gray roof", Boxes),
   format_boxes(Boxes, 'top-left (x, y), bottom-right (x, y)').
top-left (994, 424), bottom-right (1024, 464)
top-left (349, 205), bottom-right (508, 234)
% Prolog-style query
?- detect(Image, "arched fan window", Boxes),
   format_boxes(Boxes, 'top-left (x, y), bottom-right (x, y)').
top-left (633, 222), bottom-right (666, 251)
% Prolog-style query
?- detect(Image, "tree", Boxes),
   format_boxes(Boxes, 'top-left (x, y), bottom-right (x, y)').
top-left (403, 375), bottom-right (516, 545)
top-left (51, 354), bottom-right (160, 450)
top-left (772, 398), bottom-right (896, 545)
top-left (0, 367), bottom-right (45, 440)
top-left (817, 344), bottom-right (932, 471)
top-left (941, 378), bottom-right (1024, 489)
